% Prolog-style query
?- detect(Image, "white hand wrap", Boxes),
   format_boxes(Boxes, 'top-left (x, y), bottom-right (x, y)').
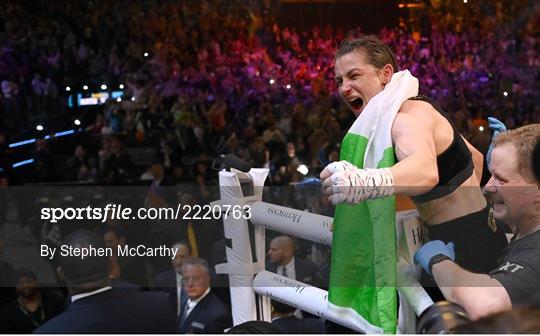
top-left (320, 161), bottom-right (394, 205)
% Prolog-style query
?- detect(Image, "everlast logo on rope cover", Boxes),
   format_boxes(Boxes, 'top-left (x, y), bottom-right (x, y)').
top-left (267, 207), bottom-right (302, 224)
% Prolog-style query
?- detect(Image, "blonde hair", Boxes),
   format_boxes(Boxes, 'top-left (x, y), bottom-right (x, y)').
top-left (493, 124), bottom-right (540, 183)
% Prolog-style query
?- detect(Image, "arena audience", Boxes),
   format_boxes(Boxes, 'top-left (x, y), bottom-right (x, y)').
top-left (0, 0), bottom-right (537, 333)
top-left (0, 0), bottom-right (537, 189)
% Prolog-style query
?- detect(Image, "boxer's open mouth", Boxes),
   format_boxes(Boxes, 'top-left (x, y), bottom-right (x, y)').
top-left (350, 97), bottom-right (363, 110)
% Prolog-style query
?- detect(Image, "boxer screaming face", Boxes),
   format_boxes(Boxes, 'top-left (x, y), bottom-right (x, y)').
top-left (334, 50), bottom-right (392, 117)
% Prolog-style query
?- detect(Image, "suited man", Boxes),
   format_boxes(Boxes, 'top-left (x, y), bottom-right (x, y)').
top-left (154, 241), bottom-right (191, 317)
top-left (271, 300), bottom-right (326, 334)
top-left (266, 235), bottom-right (322, 286)
top-left (102, 226), bottom-right (148, 287)
top-left (178, 257), bottom-right (231, 334)
top-left (34, 230), bottom-right (176, 333)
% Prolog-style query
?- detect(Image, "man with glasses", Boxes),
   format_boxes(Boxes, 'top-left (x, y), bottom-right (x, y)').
top-left (178, 257), bottom-right (231, 333)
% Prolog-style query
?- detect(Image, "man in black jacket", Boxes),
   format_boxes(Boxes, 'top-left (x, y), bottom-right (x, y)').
top-left (177, 257), bottom-right (231, 333)
top-left (154, 241), bottom-right (190, 318)
top-left (34, 229), bottom-right (176, 333)
top-left (0, 269), bottom-right (64, 333)
top-left (266, 235), bottom-right (322, 287)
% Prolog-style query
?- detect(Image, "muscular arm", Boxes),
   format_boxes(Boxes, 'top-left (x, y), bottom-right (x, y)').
top-left (461, 135), bottom-right (484, 181)
top-left (432, 260), bottom-right (512, 320)
top-left (390, 104), bottom-right (439, 196)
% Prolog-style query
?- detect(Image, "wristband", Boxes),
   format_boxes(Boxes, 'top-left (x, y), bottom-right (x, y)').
top-left (428, 254), bottom-right (451, 275)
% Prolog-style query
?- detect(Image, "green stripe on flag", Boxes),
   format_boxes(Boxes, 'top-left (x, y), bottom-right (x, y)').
top-left (329, 133), bottom-right (397, 333)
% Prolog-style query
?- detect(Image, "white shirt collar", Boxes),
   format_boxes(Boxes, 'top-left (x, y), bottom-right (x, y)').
top-left (71, 286), bottom-right (112, 303)
top-left (284, 257), bottom-right (294, 270)
top-left (278, 257), bottom-right (295, 279)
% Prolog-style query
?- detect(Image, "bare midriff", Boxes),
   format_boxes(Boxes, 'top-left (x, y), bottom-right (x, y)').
top-left (415, 174), bottom-right (487, 225)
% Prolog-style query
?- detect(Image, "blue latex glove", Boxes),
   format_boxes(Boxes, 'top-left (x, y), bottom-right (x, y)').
top-left (486, 117), bottom-right (508, 168)
top-left (414, 240), bottom-right (455, 275)
top-left (488, 117), bottom-right (507, 134)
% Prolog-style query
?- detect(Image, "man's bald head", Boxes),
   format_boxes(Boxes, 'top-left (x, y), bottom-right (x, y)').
top-left (275, 236), bottom-right (294, 251)
top-left (267, 235), bottom-right (295, 266)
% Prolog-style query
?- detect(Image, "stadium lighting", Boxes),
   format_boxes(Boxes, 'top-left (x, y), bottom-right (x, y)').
top-left (101, 84), bottom-right (107, 90)
top-left (503, 91), bottom-right (508, 97)
top-left (119, 84), bottom-right (125, 89)
top-left (12, 159), bottom-right (34, 168)
top-left (479, 126), bottom-right (485, 132)
top-left (286, 84), bottom-right (291, 90)
top-left (398, 2), bottom-right (423, 8)
top-left (65, 86), bottom-right (71, 92)
top-left (74, 119), bottom-right (81, 126)
top-left (269, 79), bottom-right (275, 85)
top-left (83, 85), bottom-right (89, 91)
top-left (54, 130), bottom-right (75, 137)
top-left (36, 125), bottom-right (44, 131)
top-left (9, 139), bottom-right (36, 148)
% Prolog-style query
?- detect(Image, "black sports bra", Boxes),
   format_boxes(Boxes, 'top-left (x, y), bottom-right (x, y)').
top-left (406, 96), bottom-right (474, 203)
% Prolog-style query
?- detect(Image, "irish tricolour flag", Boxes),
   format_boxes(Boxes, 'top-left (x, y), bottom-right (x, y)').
top-left (327, 70), bottom-right (418, 334)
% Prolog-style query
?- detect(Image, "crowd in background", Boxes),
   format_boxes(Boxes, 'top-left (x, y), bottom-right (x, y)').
top-left (0, 0), bottom-right (538, 186)
top-left (0, 0), bottom-right (538, 332)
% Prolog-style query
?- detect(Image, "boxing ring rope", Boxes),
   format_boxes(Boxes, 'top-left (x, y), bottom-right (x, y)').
top-left (212, 168), bottom-right (433, 333)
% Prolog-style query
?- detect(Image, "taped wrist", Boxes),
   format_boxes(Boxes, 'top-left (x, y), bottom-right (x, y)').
top-left (354, 168), bottom-right (394, 201)
top-left (326, 162), bottom-right (395, 205)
